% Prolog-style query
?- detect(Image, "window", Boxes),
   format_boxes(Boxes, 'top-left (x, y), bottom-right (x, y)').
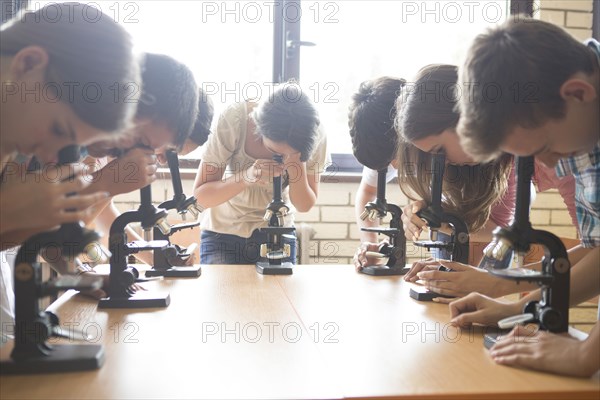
top-left (300, 0), bottom-right (510, 154)
top-left (30, 0), bottom-right (274, 159)
top-left (27, 0), bottom-right (510, 158)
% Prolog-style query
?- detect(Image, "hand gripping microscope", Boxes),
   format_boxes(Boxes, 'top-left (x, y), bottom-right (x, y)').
top-left (410, 152), bottom-right (470, 301)
top-left (359, 168), bottom-right (408, 276)
top-left (479, 156), bottom-right (571, 348)
top-left (1, 145), bottom-right (105, 374)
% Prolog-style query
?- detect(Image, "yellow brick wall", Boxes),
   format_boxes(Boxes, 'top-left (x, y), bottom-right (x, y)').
top-left (114, 177), bottom-right (579, 266)
top-left (537, 0), bottom-right (594, 40)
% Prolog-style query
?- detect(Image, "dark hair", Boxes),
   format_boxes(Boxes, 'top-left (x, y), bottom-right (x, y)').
top-left (136, 53), bottom-right (199, 148)
top-left (189, 87), bottom-right (215, 146)
top-left (348, 76), bottom-right (406, 170)
top-left (457, 17), bottom-right (598, 161)
top-left (395, 64), bottom-right (513, 232)
top-left (0, 2), bottom-right (140, 134)
top-left (252, 82), bottom-right (320, 162)
top-left (396, 65), bottom-right (460, 142)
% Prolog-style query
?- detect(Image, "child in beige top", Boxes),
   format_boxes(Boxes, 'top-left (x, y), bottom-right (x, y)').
top-left (194, 84), bottom-right (327, 264)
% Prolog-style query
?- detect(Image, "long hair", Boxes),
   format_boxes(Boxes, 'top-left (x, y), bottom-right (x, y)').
top-left (348, 76), bottom-right (406, 170)
top-left (395, 64), bottom-right (513, 232)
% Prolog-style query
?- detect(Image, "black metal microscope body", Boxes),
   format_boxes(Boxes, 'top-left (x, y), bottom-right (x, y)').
top-left (1, 145), bottom-right (105, 374)
top-left (99, 185), bottom-right (171, 308)
top-left (413, 153), bottom-right (470, 264)
top-left (408, 153), bottom-right (470, 301)
top-left (147, 149), bottom-right (202, 278)
top-left (359, 168), bottom-right (408, 276)
top-left (482, 156), bottom-right (571, 334)
top-left (256, 155), bottom-right (295, 275)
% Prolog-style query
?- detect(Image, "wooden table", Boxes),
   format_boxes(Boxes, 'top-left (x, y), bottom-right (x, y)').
top-left (1, 265), bottom-right (599, 399)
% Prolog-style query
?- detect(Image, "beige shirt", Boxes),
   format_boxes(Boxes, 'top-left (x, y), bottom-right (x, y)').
top-left (200, 102), bottom-right (328, 238)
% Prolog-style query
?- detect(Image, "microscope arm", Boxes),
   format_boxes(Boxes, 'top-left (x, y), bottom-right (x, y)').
top-left (109, 210), bottom-right (142, 237)
top-left (159, 198), bottom-right (180, 210)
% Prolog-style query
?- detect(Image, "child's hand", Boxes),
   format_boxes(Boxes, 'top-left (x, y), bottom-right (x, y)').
top-left (404, 257), bottom-right (438, 282)
top-left (449, 292), bottom-right (521, 328)
top-left (0, 165), bottom-right (109, 234)
top-left (100, 148), bottom-right (158, 196)
top-left (245, 159), bottom-right (285, 186)
top-left (401, 200), bottom-right (428, 241)
top-left (78, 271), bottom-right (146, 300)
top-left (405, 259), bottom-right (506, 298)
top-left (353, 241), bottom-right (389, 271)
top-left (490, 325), bottom-right (597, 377)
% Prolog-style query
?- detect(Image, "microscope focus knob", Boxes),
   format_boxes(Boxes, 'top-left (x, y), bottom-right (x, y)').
top-left (539, 308), bottom-right (562, 332)
top-left (121, 267), bottom-right (139, 286)
top-left (163, 246), bottom-right (178, 260)
top-left (457, 232), bottom-right (469, 244)
top-left (553, 257), bottom-right (570, 274)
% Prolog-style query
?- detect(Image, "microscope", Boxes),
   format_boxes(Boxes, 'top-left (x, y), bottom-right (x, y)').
top-left (1, 145), bottom-right (105, 374)
top-left (256, 155), bottom-right (295, 275)
top-left (359, 168), bottom-right (408, 276)
top-left (480, 156), bottom-right (571, 348)
top-left (98, 185), bottom-right (171, 308)
top-left (146, 149), bottom-right (202, 278)
top-left (410, 153), bottom-right (470, 301)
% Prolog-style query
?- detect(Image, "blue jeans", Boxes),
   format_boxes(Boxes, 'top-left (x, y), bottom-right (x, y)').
top-left (200, 229), bottom-right (297, 265)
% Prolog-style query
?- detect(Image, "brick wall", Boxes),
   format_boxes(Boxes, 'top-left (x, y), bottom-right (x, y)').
top-left (537, 0), bottom-right (594, 40)
top-left (113, 177), bottom-right (578, 266)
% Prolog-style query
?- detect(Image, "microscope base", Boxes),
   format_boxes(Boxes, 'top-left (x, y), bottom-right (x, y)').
top-left (360, 266), bottom-right (409, 276)
top-left (98, 291), bottom-right (170, 309)
top-left (146, 265), bottom-right (201, 278)
top-left (256, 261), bottom-right (293, 275)
top-left (0, 344), bottom-right (104, 374)
top-left (409, 287), bottom-right (454, 302)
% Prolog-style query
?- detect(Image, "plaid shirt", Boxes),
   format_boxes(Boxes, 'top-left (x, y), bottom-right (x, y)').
top-left (556, 142), bottom-right (600, 248)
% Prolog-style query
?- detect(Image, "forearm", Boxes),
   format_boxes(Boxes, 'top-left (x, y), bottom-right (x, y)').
top-left (516, 246), bottom-right (599, 308)
top-left (355, 181), bottom-right (379, 243)
top-left (79, 170), bottom-right (110, 196)
top-left (581, 323), bottom-right (600, 376)
top-left (569, 246), bottom-right (600, 305)
top-left (81, 197), bottom-right (112, 226)
top-left (194, 173), bottom-right (247, 209)
top-left (288, 165), bottom-right (317, 212)
top-left (494, 278), bottom-right (539, 298)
